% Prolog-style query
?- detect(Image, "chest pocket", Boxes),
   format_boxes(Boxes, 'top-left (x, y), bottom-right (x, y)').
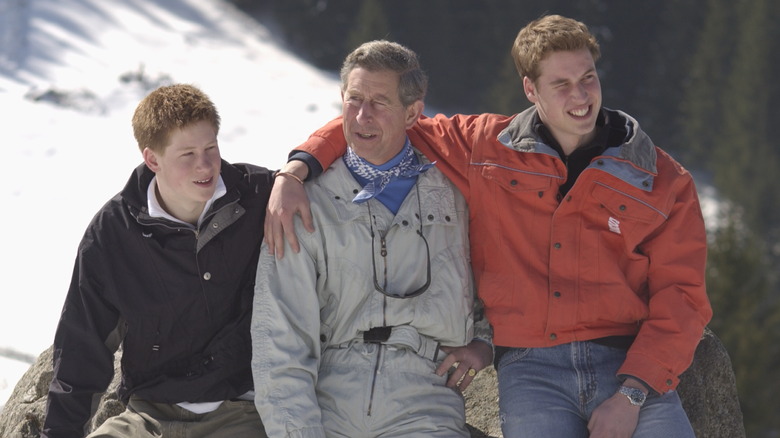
top-left (416, 186), bottom-right (457, 225)
top-left (478, 163), bottom-right (555, 193)
top-left (591, 183), bottom-right (663, 224)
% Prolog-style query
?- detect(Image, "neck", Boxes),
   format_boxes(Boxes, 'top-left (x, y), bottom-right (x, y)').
top-left (155, 185), bottom-right (203, 225)
top-left (559, 130), bottom-right (596, 157)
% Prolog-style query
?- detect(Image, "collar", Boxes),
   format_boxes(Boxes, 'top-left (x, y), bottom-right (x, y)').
top-left (343, 138), bottom-right (436, 203)
top-left (497, 106), bottom-right (658, 191)
top-left (146, 175), bottom-right (227, 227)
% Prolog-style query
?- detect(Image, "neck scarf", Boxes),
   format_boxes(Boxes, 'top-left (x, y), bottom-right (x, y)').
top-left (343, 139), bottom-right (435, 203)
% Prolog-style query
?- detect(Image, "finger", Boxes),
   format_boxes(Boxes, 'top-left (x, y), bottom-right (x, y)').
top-left (447, 364), bottom-right (476, 390)
top-left (446, 368), bottom-right (466, 388)
top-left (263, 210), bottom-right (276, 256)
top-left (283, 220), bottom-right (300, 255)
top-left (300, 204), bottom-right (315, 233)
top-left (272, 216), bottom-right (286, 259)
top-left (458, 372), bottom-right (477, 391)
top-left (435, 354), bottom-right (458, 377)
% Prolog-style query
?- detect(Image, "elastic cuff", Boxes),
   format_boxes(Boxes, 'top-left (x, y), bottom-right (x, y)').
top-left (287, 152), bottom-right (323, 181)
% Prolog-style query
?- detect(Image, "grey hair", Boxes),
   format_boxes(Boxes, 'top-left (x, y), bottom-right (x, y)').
top-left (340, 40), bottom-right (428, 107)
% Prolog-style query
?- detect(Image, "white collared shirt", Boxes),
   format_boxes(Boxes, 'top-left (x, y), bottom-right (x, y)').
top-left (146, 176), bottom-right (227, 227)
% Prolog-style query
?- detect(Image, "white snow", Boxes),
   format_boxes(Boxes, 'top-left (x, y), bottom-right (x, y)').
top-left (0, 0), bottom-right (342, 410)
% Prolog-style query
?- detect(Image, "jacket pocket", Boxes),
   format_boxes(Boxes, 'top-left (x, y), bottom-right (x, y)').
top-left (591, 183), bottom-right (662, 224)
top-left (479, 163), bottom-right (555, 192)
top-left (123, 316), bottom-right (161, 368)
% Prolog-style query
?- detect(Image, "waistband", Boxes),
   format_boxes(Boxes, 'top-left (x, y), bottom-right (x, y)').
top-left (493, 335), bottom-right (636, 368)
top-left (333, 325), bottom-right (442, 362)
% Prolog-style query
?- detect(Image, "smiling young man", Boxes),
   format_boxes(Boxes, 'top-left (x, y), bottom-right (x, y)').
top-left (41, 84), bottom-right (273, 438)
top-left (266, 15), bottom-right (712, 438)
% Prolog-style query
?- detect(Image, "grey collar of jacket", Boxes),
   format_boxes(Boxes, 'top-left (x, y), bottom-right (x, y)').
top-left (497, 106), bottom-right (658, 176)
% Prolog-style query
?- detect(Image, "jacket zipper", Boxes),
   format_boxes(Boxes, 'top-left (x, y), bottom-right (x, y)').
top-left (366, 345), bottom-right (383, 416)
top-left (366, 232), bottom-right (387, 416)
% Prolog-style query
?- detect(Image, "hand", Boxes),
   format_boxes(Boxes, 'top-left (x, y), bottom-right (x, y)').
top-left (587, 379), bottom-right (645, 438)
top-left (264, 161), bottom-right (314, 259)
top-left (435, 340), bottom-right (493, 391)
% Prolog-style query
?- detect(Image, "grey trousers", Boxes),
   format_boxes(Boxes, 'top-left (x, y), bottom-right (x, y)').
top-left (88, 396), bottom-right (267, 438)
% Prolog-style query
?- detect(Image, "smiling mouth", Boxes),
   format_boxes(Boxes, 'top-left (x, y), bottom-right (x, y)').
top-left (569, 106), bottom-right (590, 117)
top-left (356, 132), bottom-right (376, 139)
top-left (194, 177), bottom-right (213, 184)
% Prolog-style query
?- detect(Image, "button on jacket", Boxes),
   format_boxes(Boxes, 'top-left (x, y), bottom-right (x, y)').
top-left (43, 161), bottom-right (273, 437)
top-left (294, 107), bottom-right (712, 393)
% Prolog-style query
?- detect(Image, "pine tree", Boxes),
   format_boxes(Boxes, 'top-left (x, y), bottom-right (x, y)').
top-left (345, 0), bottom-right (390, 53)
top-left (706, 210), bottom-right (780, 436)
top-left (679, 0), bottom-right (735, 168)
top-left (712, 0), bottom-right (777, 235)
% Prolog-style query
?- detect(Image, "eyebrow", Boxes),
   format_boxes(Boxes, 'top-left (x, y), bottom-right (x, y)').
top-left (548, 67), bottom-right (597, 86)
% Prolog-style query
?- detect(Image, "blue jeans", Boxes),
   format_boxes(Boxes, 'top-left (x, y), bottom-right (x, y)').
top-left (497, 342), bottom-right (694, 438)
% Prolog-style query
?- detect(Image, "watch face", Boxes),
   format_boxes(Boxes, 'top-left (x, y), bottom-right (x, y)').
top-left (620, 386), bottom-right (646, 406)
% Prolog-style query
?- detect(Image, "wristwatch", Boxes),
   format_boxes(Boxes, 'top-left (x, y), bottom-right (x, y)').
top-left (618, 386), bottom-right (647, 407)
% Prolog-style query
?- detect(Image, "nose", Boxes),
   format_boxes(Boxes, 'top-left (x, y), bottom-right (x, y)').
top-left (573, 83), bottom-right (588, 101)
top-left (356, 102), bottom-right (373, 124)
top-left (196, 152), bottom-right (214, 170)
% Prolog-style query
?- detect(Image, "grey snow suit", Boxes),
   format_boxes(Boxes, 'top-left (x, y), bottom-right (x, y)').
top-left (252, 151), bottom-right (480, 438)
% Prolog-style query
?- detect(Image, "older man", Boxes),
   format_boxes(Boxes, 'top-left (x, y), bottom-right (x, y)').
top-left (251, 40), bottom-right (492, 438)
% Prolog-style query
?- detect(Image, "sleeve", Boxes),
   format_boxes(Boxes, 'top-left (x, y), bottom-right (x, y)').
top-left (42, 237), bottom-right (122, 438)
top-left (287, 152), bottom-right (324, 181)
top-left (292, 114), bottom-right (495, 199)
top-left (618, 164), bottom-right (713, 393)
top-left (471, 295), bottom-right (494, 350)
top-left (291, 116), bottom-right (348, 176)
top-left (251, 229), bottom-right (326, 438)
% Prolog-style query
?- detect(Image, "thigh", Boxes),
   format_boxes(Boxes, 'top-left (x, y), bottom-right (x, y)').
top-left (632, 390), bottom-right (694, 438)
top-left (497, 346), bottom-right (589, 438)
top-left (87, 406), bottom-right (162, 438)
top-left (372, 347), bottom-right (469, 438)
top-left (197, 400), bottom-right (267, 438)
top-left (318, 345), bottom-right (469, 438)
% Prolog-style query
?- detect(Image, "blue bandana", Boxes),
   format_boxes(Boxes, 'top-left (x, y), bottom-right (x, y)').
top-left (344, 140), bottom-right (436, 203)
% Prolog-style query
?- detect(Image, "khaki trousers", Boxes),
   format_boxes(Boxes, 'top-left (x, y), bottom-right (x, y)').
top-left (88, 396), bottom-right (267, 438)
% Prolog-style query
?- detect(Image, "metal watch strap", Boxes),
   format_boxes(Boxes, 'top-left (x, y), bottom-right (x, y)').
top-left (618, 386), bottom-right (647, 407)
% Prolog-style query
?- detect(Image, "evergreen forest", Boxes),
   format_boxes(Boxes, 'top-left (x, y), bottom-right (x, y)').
top-left (232, 0), bottom-right (780, 435)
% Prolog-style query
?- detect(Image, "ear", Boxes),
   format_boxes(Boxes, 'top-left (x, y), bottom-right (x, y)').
top-left (523, 76), bottom-right (538, 104)
top-left (404, 100), bottom-right (424, 129)
top-left (142, 147), bottom-right (160, 173)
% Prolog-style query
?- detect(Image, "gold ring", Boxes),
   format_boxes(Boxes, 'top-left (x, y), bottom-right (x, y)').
top-left (467, 368), bottom-right (476, 377)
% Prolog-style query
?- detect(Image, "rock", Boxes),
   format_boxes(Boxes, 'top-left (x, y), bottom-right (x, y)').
top-left (678, 328), bottom-right (746, 438)
top-left (461, 327), bottom-right (746, 438)
top-left (463, 365), bottom-right (501, 437)
top-left (0, 329), bottom-right (745, 438)
top-left (0, 347), bottom-right (124, 438)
